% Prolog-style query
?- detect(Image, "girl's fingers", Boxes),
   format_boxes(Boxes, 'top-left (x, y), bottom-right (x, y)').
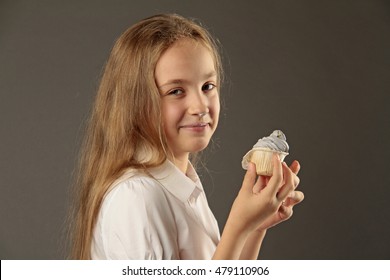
top-left (279, 204), bottom-right (293, 220)
top-left (289, 160), bottom-right (300, 175)
top-left (244, 157), bottom-right (301, 202)
top-left (292, 172), bottom-right (300, 189)
top-left (289, 160), bottom-right (301, 187)
top-left (241, 162), bottom-right (257, 193)
top-left (284, 191), bottom-right (305, 207)
top-left (253, 174), bottom-right (270, 193)
top-left (264, 154), bottom-right (283, 196)
top-left (252, 176), bottom-right (263, 193)
top-left (276, 162), bottom-right (295, 201)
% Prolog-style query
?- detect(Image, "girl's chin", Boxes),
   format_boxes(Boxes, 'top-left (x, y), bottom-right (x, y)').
top-left (184, 145), bottom-right (208, 154)
top-left (173, 141), bottom-right (210, 155)
top-left (189, 139), bottom-right (211, 151)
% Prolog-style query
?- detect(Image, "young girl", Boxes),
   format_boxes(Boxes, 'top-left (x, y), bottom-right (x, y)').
top-left (69, 13), bottom-right (304, 260)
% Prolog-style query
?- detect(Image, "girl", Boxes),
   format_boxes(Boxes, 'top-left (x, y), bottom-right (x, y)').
top-left (69, 14), bottom-right (304, 260)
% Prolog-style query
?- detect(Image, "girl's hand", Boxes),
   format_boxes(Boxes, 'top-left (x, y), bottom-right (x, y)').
top-left (254, 160), bottom-right (304, 231)
top-left (227, 154), bottom-right (297, 235)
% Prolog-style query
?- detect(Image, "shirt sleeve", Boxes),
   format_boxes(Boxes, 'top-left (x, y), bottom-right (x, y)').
top-left (93, 177), bottom-right (179, 259)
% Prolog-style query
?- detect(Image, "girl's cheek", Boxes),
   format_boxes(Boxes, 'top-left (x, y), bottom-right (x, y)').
top-left (210, 96), bottom-right (220, 114)
top-left (163, 103), bottom-right (182, 123)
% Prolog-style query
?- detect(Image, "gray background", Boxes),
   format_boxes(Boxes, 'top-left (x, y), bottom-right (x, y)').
top-left (1, 0), bottom-right (389, 259)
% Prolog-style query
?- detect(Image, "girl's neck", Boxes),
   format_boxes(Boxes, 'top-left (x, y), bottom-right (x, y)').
top-left (171, 153), bottom-right (190, 174)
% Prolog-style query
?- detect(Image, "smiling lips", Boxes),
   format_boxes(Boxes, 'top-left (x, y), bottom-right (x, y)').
top-left (179, 122), bottom-right (210, 131)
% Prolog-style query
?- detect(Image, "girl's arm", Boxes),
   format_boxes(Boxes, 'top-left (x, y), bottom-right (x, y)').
top-left (238, 229), bottom-right (267, 260)
top-left (212, 218), bottom-right (252, 259)
top-left (213, 155), bottom-right (303, 260)
top-left (238, 160), bottom-right (303, 260)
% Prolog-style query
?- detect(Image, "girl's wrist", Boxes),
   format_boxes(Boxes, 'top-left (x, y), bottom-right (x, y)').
top-left (224, 216), bottom-right (252, 239)
top-left (214, 220), bottom-right (250, 259)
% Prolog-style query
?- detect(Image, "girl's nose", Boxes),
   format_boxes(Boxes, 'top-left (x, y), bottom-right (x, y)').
top-left (188, 90), bottom-right (209, 116)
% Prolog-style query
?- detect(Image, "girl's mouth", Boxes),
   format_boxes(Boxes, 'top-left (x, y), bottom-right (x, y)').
top-left (179, 122), bottom-right (209, 132)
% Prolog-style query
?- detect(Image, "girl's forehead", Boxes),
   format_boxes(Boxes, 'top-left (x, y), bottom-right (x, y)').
top-left (166, 38), bottom-right (211, 56)
top-left (162, 38), bottom-right (216, 62)
top-left (155, 38), bottom-right (217, 84)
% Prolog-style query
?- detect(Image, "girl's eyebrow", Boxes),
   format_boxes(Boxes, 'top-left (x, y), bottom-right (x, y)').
top-left (158, 71), bottom-right (217, 89)
top-left (158, 79), bottom-right (185, 89)
top-left (204, 71), bottom-right (217, 80)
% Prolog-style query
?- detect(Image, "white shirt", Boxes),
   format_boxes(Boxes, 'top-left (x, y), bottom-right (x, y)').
top-left (91, 160), bottom-right (220, 259)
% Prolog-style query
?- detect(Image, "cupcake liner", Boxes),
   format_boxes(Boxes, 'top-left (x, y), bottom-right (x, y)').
top-left (242, 148), bottom-right (288, 176)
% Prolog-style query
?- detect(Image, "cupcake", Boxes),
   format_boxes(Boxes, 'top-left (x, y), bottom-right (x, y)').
top-left (242, 130), bottom-right (289, 176)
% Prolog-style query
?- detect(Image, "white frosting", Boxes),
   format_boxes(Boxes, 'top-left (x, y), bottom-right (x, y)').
top-left (241, 130), bottom-right (289, 170)
top-left (252, 130), bottom-right (289, 152)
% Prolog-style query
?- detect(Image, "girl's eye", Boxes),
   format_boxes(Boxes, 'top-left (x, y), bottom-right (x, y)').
top-left (202, 83), bottom-right (216, 92)
top-left (168, 88), bottom-right (184, 96)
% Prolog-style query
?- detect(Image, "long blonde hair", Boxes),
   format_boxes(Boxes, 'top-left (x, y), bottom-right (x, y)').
top-left (68, 14), bottom-right (223, 259)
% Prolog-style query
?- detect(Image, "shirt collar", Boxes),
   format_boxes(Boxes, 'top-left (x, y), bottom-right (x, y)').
top-left (148, 160), bottom-right (203, 203)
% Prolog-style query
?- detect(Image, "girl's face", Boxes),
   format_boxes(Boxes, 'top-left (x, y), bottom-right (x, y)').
top-left (155, 38), bottom-right (220, 161)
